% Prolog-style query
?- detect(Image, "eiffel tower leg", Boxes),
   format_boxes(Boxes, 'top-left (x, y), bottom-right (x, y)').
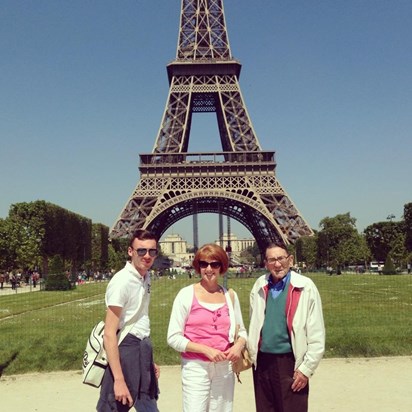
top-left (193, 210), bottom-right (198, 252)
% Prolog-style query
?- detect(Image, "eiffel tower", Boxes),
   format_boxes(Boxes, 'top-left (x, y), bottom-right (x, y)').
top-left (110, 0), bottom-right (313, 253)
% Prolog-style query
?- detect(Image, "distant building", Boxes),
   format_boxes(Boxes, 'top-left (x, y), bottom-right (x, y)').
top-left (215, 233), bottom-right (255, 262)
top-left (159, 233), bottom-right (194, 267)
top-left (159, 232), bottom-right (255, 267)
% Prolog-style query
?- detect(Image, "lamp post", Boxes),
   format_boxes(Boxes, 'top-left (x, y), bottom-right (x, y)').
top-left (35, 237), bottom-right (41, 291)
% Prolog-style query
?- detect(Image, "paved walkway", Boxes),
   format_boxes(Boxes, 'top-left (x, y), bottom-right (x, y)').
top-left (0, 357), bottom-right (411, 411)
top-left (0, 284), bottom-right (41, 296)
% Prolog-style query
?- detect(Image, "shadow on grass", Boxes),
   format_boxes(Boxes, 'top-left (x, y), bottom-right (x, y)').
top-left (0, 352), bottom-right (18, 378)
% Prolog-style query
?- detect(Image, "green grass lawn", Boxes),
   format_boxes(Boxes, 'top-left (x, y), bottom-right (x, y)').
top-left (0, 273), bottom-right (411, 375)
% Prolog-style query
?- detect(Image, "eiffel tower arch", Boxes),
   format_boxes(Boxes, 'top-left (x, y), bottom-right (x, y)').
top-left (110, 0), bottom-right (313, 253)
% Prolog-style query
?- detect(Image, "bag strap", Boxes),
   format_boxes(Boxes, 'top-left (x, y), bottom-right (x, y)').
top-left (228, 288), bottom-right (246, 383)
top-left (228, 288), bottom-right (240, 340)
top-left (117, 311), bottom-right (139, 345)
top-left (116, 294), bottom-right (145, 345)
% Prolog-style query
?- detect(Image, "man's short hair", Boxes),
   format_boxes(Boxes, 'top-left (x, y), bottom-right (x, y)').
top-left (265, 242), bottom-right (288, 258)
top-left (128, 229), bottom-right (158, 248)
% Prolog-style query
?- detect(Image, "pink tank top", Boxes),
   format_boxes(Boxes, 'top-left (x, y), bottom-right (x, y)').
top-left (182, 293), bottom-right (231, 361)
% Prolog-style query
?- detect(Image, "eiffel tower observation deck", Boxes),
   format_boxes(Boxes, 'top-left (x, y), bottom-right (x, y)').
top-left (110, 0), bottom-right (313, 253)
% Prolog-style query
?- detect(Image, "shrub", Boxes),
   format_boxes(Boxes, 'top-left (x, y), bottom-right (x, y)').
top-left (45, 273), bottom-right (73, 290)
top-left (383, 254), bottom-right (396, 275)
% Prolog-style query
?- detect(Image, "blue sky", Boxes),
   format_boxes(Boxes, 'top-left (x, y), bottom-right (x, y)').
top-left (1, 0), bottom-right (411, 246)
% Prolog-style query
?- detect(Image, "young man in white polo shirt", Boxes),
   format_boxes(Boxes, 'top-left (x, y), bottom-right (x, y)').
top-left (97, 229), bottom-right (160, 412)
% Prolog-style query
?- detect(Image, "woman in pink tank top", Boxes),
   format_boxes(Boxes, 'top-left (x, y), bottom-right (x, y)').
top-left (167, 243), bottom-right (247, 412)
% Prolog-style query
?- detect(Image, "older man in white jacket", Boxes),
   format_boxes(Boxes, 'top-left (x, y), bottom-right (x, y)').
top-left (248, 243), bottom-right (325, 412)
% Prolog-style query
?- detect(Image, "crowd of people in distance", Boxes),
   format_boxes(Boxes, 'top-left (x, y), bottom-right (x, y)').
top-left (0, 269), bottom-right (115, 291)
top-left (0, 270), bottom-right (40, 290)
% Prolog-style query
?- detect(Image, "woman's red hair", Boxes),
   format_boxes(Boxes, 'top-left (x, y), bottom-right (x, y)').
top-left (192, 243), bottom-right (229, 274)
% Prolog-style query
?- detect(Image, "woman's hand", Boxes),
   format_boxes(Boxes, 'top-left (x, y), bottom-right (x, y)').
top-left (223, 338), bottom-right (245, 362)
top-left (205, 347), bottom-right (228, 362)
top-left (185, 341), bottom-right (228, 362)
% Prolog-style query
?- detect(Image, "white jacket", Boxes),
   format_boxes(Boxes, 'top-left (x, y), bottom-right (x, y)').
top-left (167, 284), bottom-right (247, 353)
top-left (248, 271), bottom-right (325, 378)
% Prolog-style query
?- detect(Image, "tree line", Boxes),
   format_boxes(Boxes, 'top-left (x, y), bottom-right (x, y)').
top-left (0, 200), bottom-right (126, 277)
top-left (241, 203), bottom-right (412, 272)
top-left (1, 200), bottom-right (411, 277)
top-left (294, 203), bottom-right (411, 272)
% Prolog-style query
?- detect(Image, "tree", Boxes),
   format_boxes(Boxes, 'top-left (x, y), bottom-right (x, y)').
top-left (108, 238), bottom-right (128, 273)
top-left (91, 223), bottom-right (109, 272)
top-left (295, 234), bottom-right (318, 270)
top-left (404, 203), bottom-right (412, 253)
top-left (8, 201), bottom-right (92, 274)
top-left (317, 213), bottom-right (370, 268)
top-left (7, 203), bottom-right (45, 271)
top-left (0, 218), bottom-right (18, 271)
top-left (364, 221), bottom-right (406, 264)
top-left (240, 242), bottom-right (261, 266)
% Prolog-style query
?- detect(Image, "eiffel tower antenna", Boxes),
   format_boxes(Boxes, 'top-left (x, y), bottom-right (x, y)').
top-left (110, 0), bottom-right (313, 254)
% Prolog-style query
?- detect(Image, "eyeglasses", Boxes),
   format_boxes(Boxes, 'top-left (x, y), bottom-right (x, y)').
top-left (266, 255), bottom-right (290, 264)
top-left (132, 248), bottom-right (158, 257)
top-left (199, 260), bottom-right (222, 269)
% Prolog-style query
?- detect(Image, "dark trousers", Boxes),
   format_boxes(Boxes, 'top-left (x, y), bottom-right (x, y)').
top-left (253, 352), bottom-right (308, 412)
top-left (97, 334), bottom-right (159, 412)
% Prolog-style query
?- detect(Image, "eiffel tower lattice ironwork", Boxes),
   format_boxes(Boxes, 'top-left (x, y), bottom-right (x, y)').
top-left (110, 0), bottom-right (313, 251)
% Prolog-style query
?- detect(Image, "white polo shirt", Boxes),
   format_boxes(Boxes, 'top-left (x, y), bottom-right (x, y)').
top-left (105, 261), bottom-right (151, 339)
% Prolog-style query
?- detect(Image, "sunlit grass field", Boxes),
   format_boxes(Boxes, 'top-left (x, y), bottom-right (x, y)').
top-left (0, 273), bottom-right (411, 375)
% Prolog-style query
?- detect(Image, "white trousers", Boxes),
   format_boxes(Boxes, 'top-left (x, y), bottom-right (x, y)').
top-left (181, 358), bottom-right (235, 412)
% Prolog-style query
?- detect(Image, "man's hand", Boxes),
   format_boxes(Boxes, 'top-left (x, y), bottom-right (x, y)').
top-left (114, 378), bottom-right (133, 407)
top-left (291, 369), bottom-right (308, 392)
top-left (154, 363), bottom-right (160, 379)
